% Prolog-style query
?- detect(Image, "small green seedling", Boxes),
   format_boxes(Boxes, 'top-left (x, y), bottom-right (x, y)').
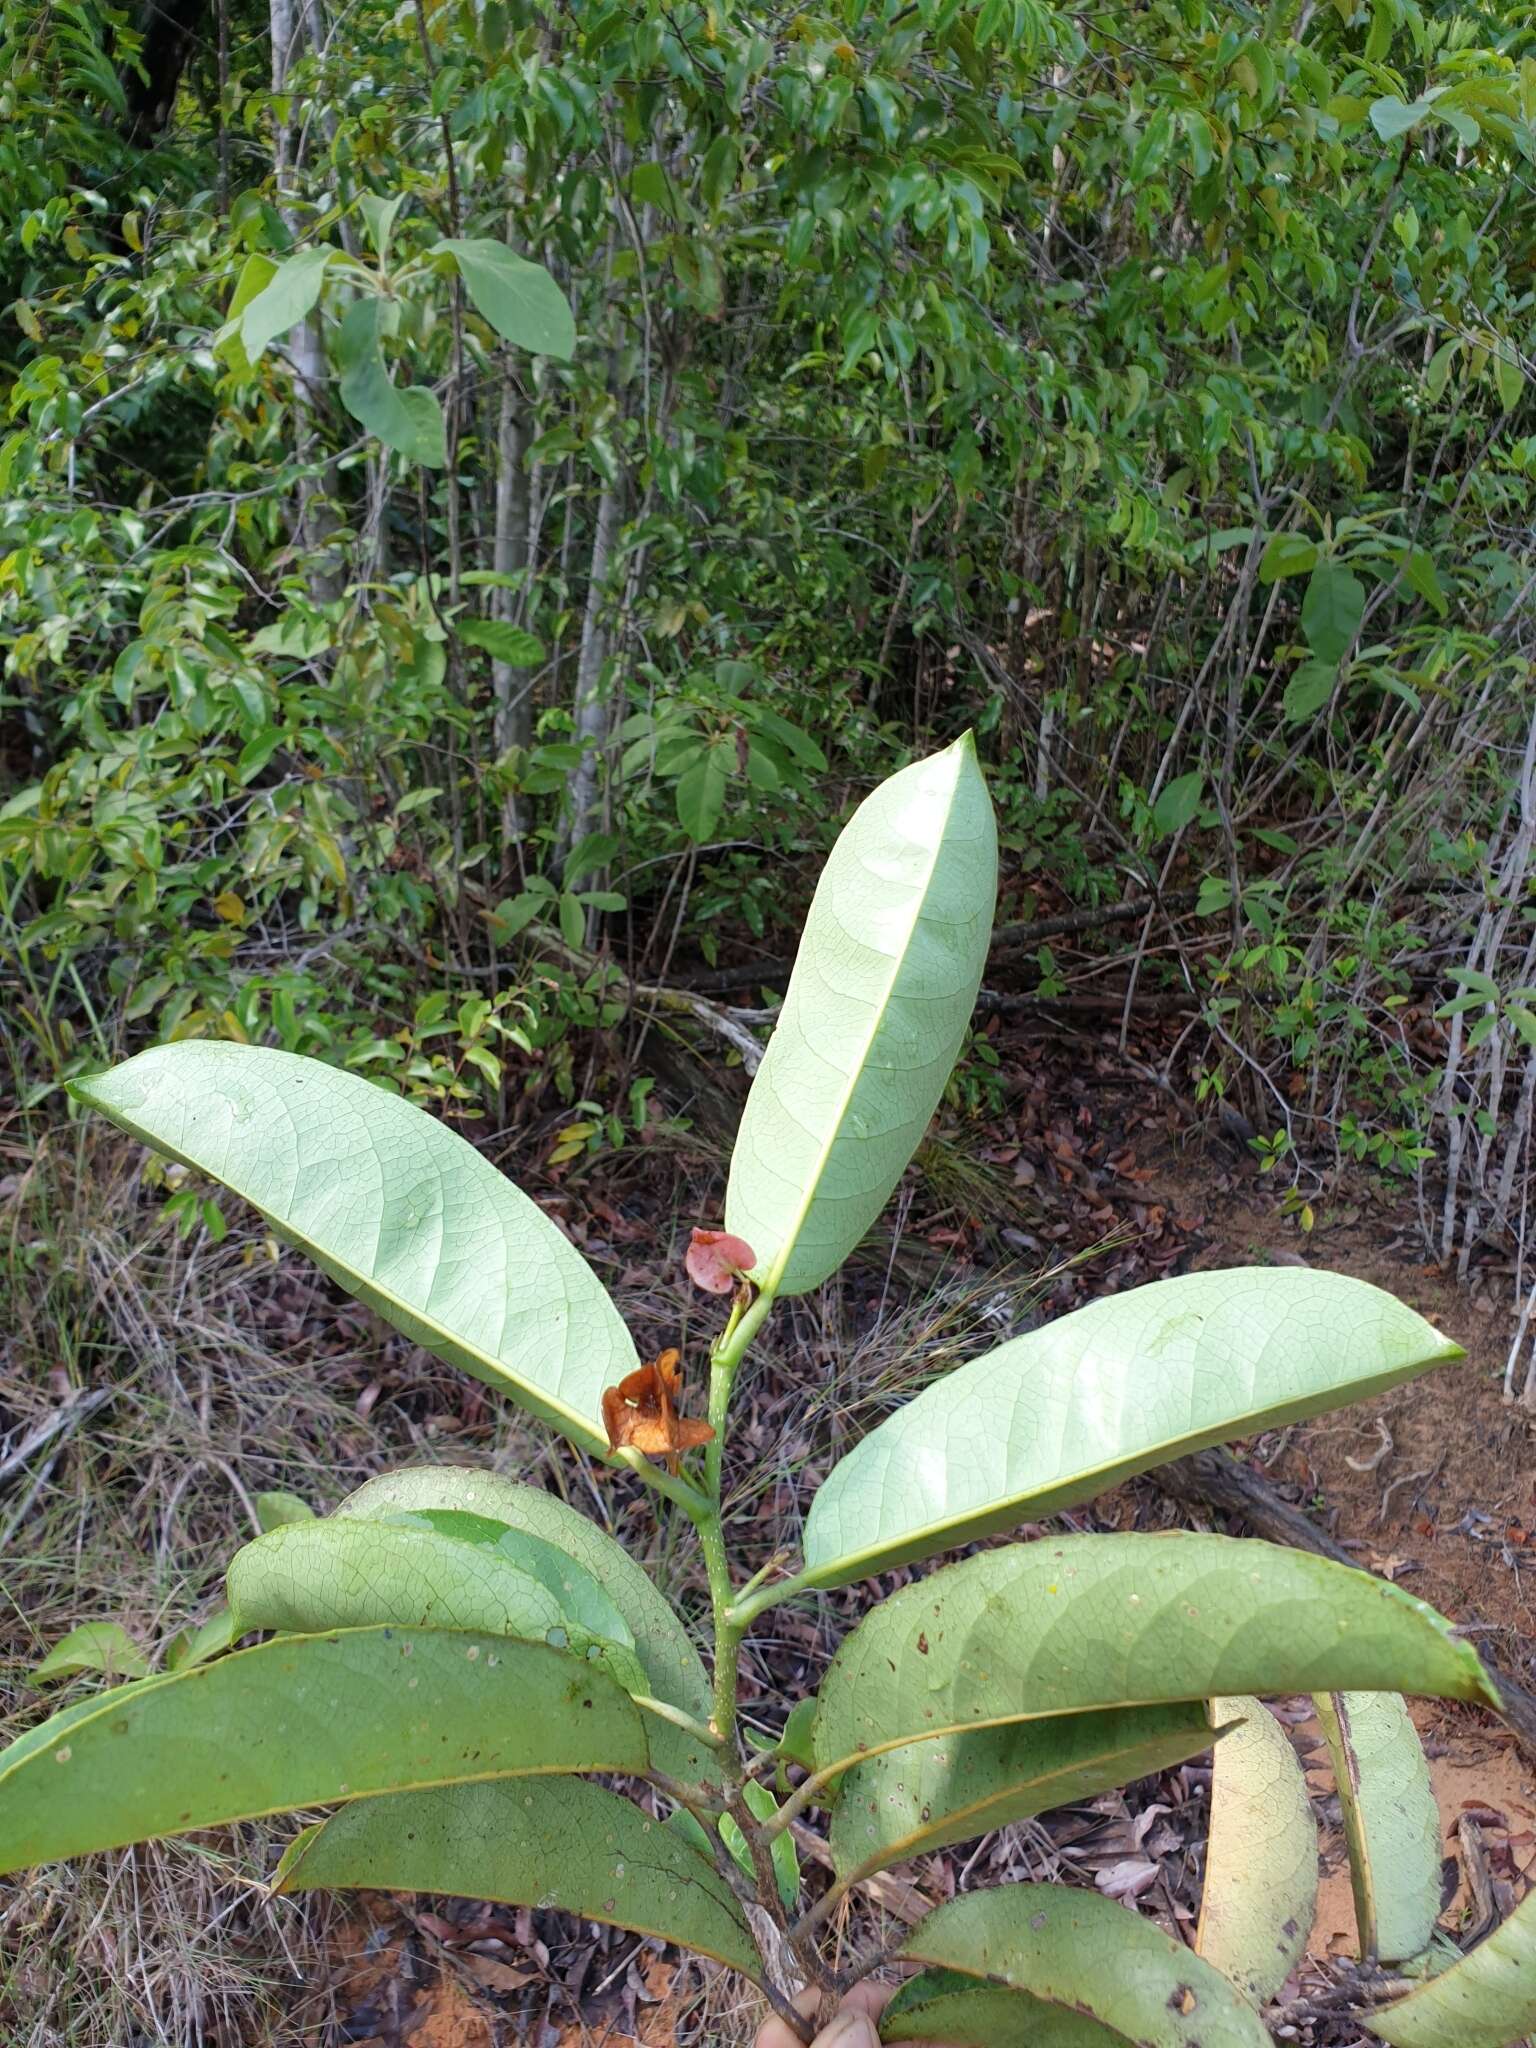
top-left (8, 738), bottom-right (1528, 2047)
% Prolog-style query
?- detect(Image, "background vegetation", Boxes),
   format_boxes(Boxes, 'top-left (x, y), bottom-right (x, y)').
top-left (3, 0), bottom-right (1535, 2038)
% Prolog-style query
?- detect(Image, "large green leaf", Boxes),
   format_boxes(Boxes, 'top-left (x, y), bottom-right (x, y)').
top-left (1315, 1691), bottom-right (1441, 1963)
top-left (1301, 562), bottom-right (1365, 663)
top-left (335, 1466), bottom-right (718, 1785)
top-left (1196, 1697), bottom-right (1316, 2003)
top-left (830, 1703), bottom-right (1216, 1882)
top-left (1367, 1881), bottom-right (1536, 2048)
top-left (241, 245), bottom-right (331, 359)
top-left (723, 734), bottom-right (996, 1296)
top-left (883, 1970), bottom-right (1117, 2047)
top-left (897, 1884), bottom-right (1272, 2048)
top-left (436, 238), bottom-right (577, 359)
top-left (802, 1268), bottom-right (1460, 1585)
top-left (336, 300), bottom-right (446, 467)
top-left (812, 1534), bottom-right (1497, 1780)
top-left (0, 1628), bottom-right (645, 1877)
top-left (69, 1045), bottom-right (637, 1455)
top-left (275, 1776), bottom-right (760, 1977)
top-left (225, 1515), bottom-right (648, 1696)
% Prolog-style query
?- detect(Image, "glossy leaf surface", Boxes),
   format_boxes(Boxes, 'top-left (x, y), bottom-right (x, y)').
top-left (1315, 1691), bottom-right (1441, 1963)
top-left (803, 1268), bottom-right (1461, 1584)
top-left (899, 1884), bottom-right (1271, 2048)
top-left (813, 1534), bottom-right (1496, 1778)
top-left (226, 1515), bottom-right (647, 1695)
top-left (830, 1703), bottom-right (1215, 1881)
top-left (1196, 1697), bottom-right (1316, 2002)
top-left (276, 1775), bottom-right (759, 1975)
top-left (0, 1628), bottom-right (646, 1877)
top-left (335, 1466), bottom-right (717, 1785)
top-left (882, 1970), bottom-right (1117, 2047)
top-left (1368, 1881), bottom-right (1536, 2048)
top-left (70, 1045), bottom-right (637, 1455)
top-left (724, 735), bottom-right (996, 1295)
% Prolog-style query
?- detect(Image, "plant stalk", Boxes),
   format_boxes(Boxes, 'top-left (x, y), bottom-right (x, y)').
top-left (700, 1284), bottom-right (777, 1741)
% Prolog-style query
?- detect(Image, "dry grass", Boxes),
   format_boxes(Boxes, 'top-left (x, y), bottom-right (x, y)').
top-left (0, 1106), bottom-right (781, 2045)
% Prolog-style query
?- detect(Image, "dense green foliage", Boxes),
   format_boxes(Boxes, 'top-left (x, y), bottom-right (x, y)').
top-left (4, 0), bottom-right (1534, 1253)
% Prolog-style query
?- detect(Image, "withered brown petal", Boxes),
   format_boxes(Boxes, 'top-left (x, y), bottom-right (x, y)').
top-left (601, 1351), bottom-right (714, 1466)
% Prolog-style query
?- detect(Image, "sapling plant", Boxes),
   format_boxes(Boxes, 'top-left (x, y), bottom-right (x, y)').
top-left (10, 736), bottom-right (1536, 2048)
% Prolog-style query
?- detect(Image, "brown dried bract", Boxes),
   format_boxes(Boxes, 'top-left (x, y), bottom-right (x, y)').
top-left (601, 1349), bottom-right (714, 1475)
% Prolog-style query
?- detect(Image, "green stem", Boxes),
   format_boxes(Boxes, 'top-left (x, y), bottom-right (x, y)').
top-left (633, 1694), bottom-right (727, 1753)
top-left (609, 1446), bottom-right (711, 1521)
top-left (754, 1763), bottom-right (838, 1844)
top-left (701, 1283), bottom-right (777, 1745)
top-left (725, 1563), bottom-right (817, 1631)
top-left (700, 1503), bottom-right (744, 1744)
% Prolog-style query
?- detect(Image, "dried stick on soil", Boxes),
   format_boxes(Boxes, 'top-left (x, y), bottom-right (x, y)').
top-left (0, 1389), bottom-right (114, 1488)
top-left (1156, 1447), bottom-right (1536, 1762)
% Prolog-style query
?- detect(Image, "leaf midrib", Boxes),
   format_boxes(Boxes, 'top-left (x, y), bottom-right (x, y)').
top-left (80, 1086), bottom-right (610, 1454)
top-left (757, 750), bottom-right (966, 1295)
top-left (802, 1340), bottom-right (1462, 1584)
top-left (837, 1716), bottom-right (1228, 1883)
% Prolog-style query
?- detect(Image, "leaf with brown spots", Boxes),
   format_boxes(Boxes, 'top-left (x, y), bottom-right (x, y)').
top-left (893, 1884), bottom-right (1271, 2047)
top-left (602, 1351), bottom-right (715, 1474)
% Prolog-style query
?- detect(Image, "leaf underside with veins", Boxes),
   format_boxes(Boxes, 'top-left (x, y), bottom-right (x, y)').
top-left (335, 1466), bottom-right (719, 1787)
top-left (898, 1884), bottom-right (1272, 2048)
top-left (69, 1043), bottom-right (636, 1454)
top-left (812, 1533), bottom-right (1497, 1779)
top-left (829, 1701), bottom-right (1216, 1881)
top-left (275, 1775), bottom-right (761, 1978)
top-left (724, 734), bottom-right (996, 1295)
top-left (802, 1267), bottom-right (1462, 1584)
top-left (0, 1628), bottom-right (646, 1877)
top-left (1196, 1696), bottom-right (1317, 2003)
top-left (1315, 1690), bottom-right (1442, 1963)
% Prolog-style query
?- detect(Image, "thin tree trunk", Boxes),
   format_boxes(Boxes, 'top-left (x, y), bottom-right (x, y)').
top-left (492, 360), bottom-right (532, 842)
top-left (557, 477), bottom-right (624, 874)
top-left (271, 0), bottom-right (342, 604)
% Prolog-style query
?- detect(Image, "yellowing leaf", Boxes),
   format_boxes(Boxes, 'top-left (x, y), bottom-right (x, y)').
top-left (1197, 1697), bottom-right (1316, 2002)
top-left (1315, 1691), bottom-right (1441, 1962)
